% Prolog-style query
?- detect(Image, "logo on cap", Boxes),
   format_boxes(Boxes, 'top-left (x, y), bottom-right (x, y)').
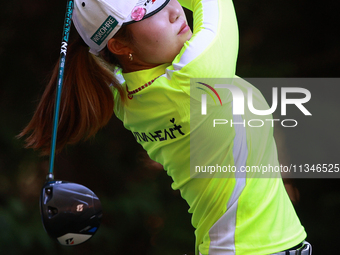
top-left (91, 16), bottom-right (118, 46)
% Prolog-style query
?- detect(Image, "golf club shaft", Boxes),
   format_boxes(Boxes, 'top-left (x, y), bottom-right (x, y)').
top-left (48, 0), bottom-right (74, 180)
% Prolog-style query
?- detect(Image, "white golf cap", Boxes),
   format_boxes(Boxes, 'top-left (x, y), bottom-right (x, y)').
top-left (73, 0), bottom-right (170, 55)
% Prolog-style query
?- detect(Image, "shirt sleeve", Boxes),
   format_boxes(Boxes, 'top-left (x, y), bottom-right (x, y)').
top-left (168, 0), bottom-right (239, 92)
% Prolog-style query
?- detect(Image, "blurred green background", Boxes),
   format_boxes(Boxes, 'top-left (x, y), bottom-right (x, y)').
top-left (0, 0), bottom-right (339, 254)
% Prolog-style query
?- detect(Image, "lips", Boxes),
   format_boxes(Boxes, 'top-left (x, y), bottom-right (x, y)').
top-left (178, 22), bottom-right (189, 35)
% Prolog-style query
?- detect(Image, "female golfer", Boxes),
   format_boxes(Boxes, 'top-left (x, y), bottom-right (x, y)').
top-left (20, 0), bottom-right (311, 254)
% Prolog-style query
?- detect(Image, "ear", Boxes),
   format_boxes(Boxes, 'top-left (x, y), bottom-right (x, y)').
top-left (107, 38), bottom-right (132, 56)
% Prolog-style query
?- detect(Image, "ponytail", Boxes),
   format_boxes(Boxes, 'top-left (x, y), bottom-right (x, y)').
top-left (18, 35), bottom-right (124, 155)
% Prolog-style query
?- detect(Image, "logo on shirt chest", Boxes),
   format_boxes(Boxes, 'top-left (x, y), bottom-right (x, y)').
top-left (132, 118), bottom-right (185, 143)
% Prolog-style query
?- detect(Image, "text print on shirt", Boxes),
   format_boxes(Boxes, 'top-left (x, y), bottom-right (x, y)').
top-left (132, 118), bottom-right (185, 143)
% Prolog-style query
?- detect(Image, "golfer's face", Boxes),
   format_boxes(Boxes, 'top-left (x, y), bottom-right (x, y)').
top-left (128, 0), bottom-right (192, 65)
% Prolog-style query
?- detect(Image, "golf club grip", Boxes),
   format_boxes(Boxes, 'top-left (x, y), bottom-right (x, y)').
top-left (48, 0), bottom-right (74, 178)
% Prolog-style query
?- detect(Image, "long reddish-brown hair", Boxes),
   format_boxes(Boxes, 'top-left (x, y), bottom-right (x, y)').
top-left (18, 28), bottom-right (131, 155)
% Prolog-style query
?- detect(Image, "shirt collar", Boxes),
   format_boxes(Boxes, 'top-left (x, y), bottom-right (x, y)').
top-left (122, 63), bottom-right (169, 91)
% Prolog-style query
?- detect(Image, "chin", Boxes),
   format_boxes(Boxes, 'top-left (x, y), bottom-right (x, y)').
top-left (187, 31), bottom-right (193, 41)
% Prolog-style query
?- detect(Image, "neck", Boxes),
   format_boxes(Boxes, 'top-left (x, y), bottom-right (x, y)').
top-left (120, 58), bottom-right (166, 73)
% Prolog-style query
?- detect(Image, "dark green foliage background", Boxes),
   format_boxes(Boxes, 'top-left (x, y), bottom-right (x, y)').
top-left (0, 0), bottom-right (339, 254)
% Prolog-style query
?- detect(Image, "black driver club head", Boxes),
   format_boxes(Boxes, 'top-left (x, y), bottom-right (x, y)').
top-left (40, 180), bottom-right (102, 246)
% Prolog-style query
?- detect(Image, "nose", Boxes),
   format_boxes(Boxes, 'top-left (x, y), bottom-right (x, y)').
top-left (168, 1), bottom-right (181, 23)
